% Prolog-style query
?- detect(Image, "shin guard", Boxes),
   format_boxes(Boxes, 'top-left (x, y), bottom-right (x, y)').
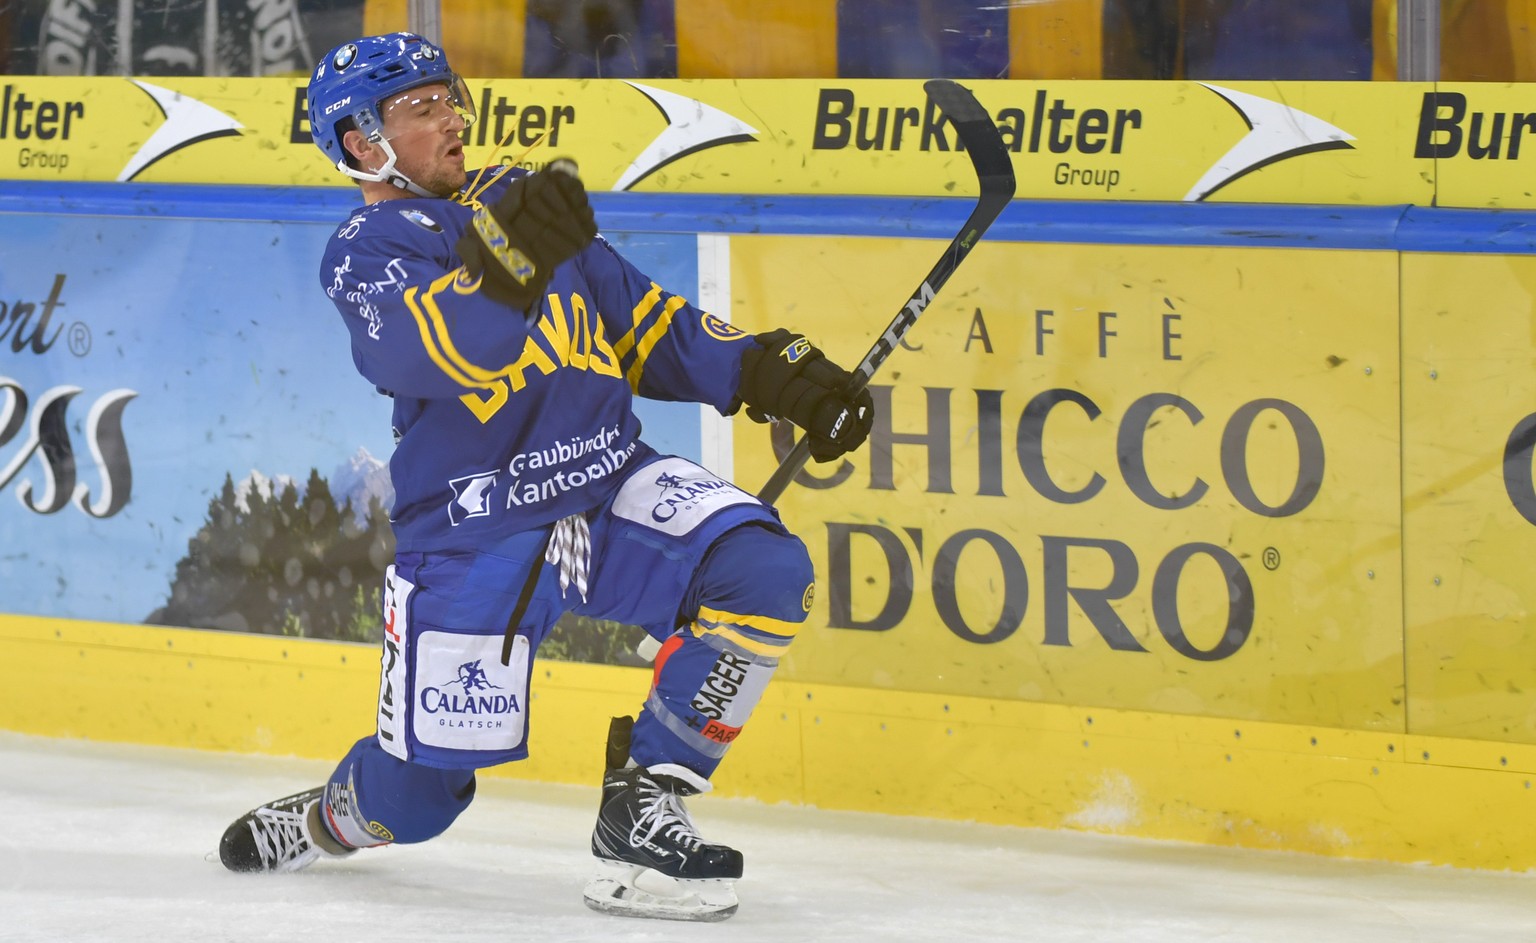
top-left (630, 524), bottom-right (814, 775)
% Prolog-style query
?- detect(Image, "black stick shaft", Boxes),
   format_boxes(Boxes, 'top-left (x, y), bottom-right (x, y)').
top-left (757, 79), bottom-right (1015, 505)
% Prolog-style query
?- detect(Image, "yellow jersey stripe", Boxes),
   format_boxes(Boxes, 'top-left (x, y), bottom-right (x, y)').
top-left (417, 267), bottom-right (543, 385)
top-left (404, 282), bottom-right (493, 390)
top-left (688, 621), bottom-right (788, 658)
top-left (611, 282), bottom-right (664, 361)
top-left (624, 295), bottom-right (689, 390)
top-left (416, 273), bottom-right (512, 384)
top-left (696, 605), bottom-right (805, 641)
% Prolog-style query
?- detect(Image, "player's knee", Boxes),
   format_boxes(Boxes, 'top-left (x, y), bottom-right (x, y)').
top-left (693, 524), bottom-right (815, 629)
top-left (327, 736), bottom-right (477, 846)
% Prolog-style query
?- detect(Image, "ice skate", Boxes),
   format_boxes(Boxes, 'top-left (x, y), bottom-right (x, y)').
top-left (582, 717), bottom-right (743, 922)
top-left (218, 786), bottom-right (356, 874)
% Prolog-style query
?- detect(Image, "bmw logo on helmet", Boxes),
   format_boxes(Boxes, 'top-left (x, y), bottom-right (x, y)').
top-left (333, 43), bottom-right (357, 70)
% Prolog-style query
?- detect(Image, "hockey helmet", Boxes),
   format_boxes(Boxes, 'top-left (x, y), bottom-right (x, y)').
top-left (306, 32), bottom-right (476, 184)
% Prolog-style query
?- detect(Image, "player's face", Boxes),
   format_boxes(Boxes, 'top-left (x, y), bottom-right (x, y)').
top-left (379, 83), bottom-right (470, 197)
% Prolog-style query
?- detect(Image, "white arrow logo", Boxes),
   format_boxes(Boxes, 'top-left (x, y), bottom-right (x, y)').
top-left (1185, 83), bottom-right (1354, 202)
top-left (613, 82), bottom-right (757, 191)
top-left (118, 80), bottom-right (244, 182)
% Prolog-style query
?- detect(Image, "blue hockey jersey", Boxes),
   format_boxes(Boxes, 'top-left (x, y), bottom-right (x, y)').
top-left (319, 167), bottom-right (755, 552)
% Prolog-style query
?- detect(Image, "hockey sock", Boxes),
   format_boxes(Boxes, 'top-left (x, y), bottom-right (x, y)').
top-left (631, 524), bottom-right (813, 775)
top-left (324, 735), bottom-right (478, 846)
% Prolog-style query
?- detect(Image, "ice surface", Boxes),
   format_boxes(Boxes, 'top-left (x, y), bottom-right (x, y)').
top-left (3, 730), bottom-right (1533, 942)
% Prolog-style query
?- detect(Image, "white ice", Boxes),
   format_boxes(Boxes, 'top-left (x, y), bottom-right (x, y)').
top-left (3, 730), bottom-right (1534, 943)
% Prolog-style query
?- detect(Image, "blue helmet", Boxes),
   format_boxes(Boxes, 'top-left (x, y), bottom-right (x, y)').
top-left (306, 32), bottom-right (475, 175)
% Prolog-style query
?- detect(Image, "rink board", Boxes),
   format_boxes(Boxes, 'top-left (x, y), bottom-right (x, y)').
top-left (4, 613), bottom-right (1536, 872)
top-left (5, 187), bottom-right (1536, 871)
top-left (3, 76), bottom-right (1536, 208)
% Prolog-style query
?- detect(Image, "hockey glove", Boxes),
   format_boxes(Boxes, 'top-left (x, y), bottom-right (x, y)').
top-left (456, 162), bottom-right (598, 312)
top-left (737, 329), bottom-right (874, 462)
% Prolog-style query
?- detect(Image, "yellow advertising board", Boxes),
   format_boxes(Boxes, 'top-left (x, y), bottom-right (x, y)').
top-left (730, 235), bottom-right (1406, 730)
top-left (1422, 85), bottom-right (1536, 209)
top-left (1402, 253), bottom-right (1536, 745)
top-left (0, 76), bottom-right (1448, 204)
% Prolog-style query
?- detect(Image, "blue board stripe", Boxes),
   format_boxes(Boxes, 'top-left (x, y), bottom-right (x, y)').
top-left (1, 180), bottom-right (1534, 254)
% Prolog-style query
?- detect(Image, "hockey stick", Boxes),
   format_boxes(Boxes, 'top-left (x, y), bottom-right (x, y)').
top-left (756, 78), bottom-right (1016, 505)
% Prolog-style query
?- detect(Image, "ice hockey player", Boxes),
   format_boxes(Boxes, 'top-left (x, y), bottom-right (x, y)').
top-left (215, 32), bottom-right (873, 923)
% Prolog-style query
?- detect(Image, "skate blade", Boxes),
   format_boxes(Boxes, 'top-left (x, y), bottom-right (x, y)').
top-left (582, 860), bottom-right (739, 922)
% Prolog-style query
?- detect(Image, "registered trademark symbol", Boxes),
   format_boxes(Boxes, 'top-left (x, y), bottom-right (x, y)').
top-left (1263, 547), bottom-right (1281, 570)
top-left (68, 321), bottom-right (91, 357)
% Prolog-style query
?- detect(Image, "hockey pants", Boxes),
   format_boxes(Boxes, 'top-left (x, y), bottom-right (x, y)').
top-left (322, 458), bottom-right (813, 847)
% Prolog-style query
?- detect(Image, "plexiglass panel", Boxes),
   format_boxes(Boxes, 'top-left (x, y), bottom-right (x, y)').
top-left (4, 1), bottom-right (1526, 81)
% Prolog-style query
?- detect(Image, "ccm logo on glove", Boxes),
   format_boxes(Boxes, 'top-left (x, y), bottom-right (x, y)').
top-left (737, 329), bottom-right (874, 463)
top-left (780, 337), bottom-right (813, 363)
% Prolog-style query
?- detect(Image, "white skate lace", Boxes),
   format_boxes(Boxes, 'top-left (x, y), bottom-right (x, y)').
top-left (249, 804), bottom-right (317, 872)
top-left (630, 779), bottom-right (705, 852)
top-left (546, 512), bottom-right (590, 602)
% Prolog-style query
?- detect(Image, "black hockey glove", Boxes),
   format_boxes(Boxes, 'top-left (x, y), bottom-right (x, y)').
top-left (456, 162), bottom-right (598, 312)
top-left (737, 329), bottom-right (874, 463)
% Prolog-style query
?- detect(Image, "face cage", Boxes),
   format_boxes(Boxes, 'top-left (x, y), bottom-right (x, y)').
top-left (336, 74), bottom-right (478, 197)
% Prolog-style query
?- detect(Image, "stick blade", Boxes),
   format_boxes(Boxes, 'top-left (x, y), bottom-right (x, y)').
top-left (922, 78), bottom-right (1016, 200)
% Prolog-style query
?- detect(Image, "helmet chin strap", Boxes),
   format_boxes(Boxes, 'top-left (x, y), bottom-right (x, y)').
top-left (337, 136), bottom-right (439, 198)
